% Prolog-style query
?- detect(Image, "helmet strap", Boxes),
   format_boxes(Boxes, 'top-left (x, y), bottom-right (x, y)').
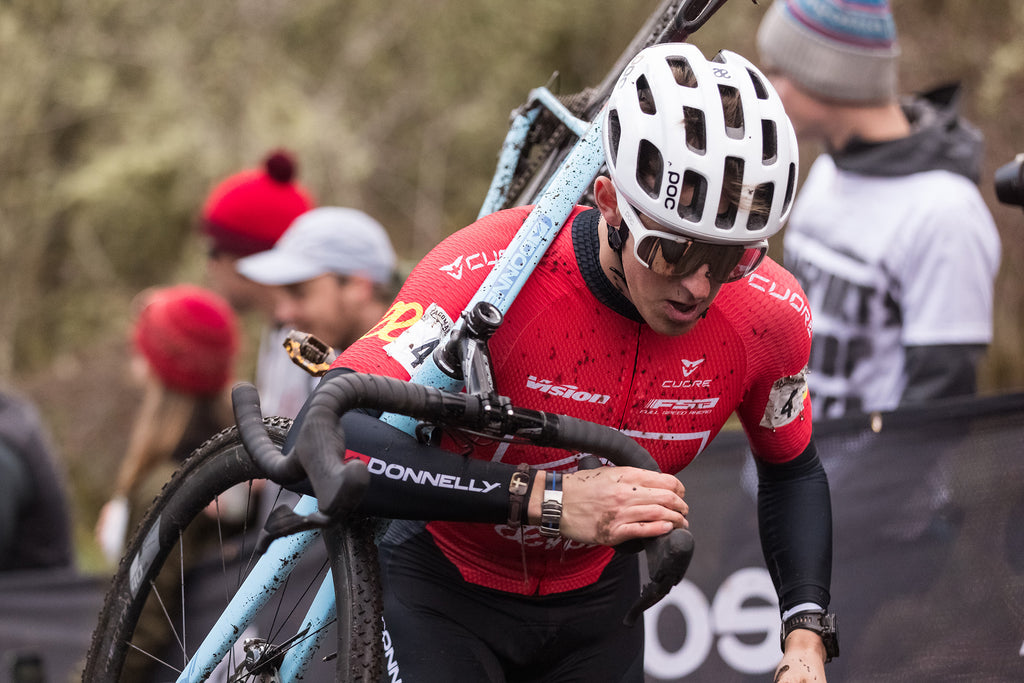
top-left (607, 222), bottom-right (629, 253)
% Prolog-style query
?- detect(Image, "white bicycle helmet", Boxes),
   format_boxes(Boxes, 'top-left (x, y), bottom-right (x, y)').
top-left (603, 43), bottom-right (798, 245)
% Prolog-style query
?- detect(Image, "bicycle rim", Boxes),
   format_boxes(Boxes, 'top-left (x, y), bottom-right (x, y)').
top-left (82, 418), bottom-right (383, 682)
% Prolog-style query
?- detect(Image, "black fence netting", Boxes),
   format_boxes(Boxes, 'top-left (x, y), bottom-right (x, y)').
top-left (643, 391), bottom-right (1024, 682)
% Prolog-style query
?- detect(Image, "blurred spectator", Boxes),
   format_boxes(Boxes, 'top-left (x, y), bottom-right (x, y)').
top-left (200, 149), bottom-right (316, 418)
top-left (0, 389), bottom-right (73, 571)
top-left (93, 284), bottom-right (241, 682)
top-left (95, 285), bottom-right (240, 564)
top-left (757, 0), bottom-right (1002, 418)
top-left (237, 206), bottom-right (398, 354)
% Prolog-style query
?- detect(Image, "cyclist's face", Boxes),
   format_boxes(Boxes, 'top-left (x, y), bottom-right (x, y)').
top-left (620, 231), bottom-right (723, 336)
top-left (594, 176), bottom-right (723, 336)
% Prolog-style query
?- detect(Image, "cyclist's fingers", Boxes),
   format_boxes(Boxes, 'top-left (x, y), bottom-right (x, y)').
top-left (600, 511), bottom-right (682, 545)
top-left (586, 471), bottom-right (687, 516)
top-left (566, 501), bottom-right (687, 546)
top-left (615, 502), bottom-right (688, 529)
top-left (570, 466), bottom-right (686, 502)
top-left (629, 485), bottom-right (688, 517)
top-left (560, 467), bottom-right (688, 544)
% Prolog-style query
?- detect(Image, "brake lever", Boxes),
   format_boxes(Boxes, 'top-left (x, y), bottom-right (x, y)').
top-left (624, 528), bottom-right (695, 627)
top-left (579, 454), bottom-right (695, 625)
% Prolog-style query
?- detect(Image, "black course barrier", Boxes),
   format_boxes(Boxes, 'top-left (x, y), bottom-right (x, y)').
top-left (0, 568), bottom-right (105, 683)
top-left (643, 392), bottom-right (1024, 682)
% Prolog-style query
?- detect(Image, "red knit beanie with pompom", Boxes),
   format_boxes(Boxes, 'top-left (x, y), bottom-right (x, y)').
top-left (201, 149), bottom-right (315, 256)
top-left (133, 285), bottom-right (240, 396)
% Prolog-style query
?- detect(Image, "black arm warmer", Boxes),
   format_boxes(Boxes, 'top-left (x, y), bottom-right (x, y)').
top-left (284, 368), bottom-right (521, 523)
top-left (755, 438), bottom-right (833, 613)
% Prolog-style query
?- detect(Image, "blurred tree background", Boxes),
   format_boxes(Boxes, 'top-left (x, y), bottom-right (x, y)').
top-left (2, 0), bottom-right (1022, 571)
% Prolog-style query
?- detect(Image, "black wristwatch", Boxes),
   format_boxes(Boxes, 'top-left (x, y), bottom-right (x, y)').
top-left (780, 610), bottom-right (839, 663)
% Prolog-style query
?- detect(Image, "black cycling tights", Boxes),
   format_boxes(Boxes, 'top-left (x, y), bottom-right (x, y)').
top-left (377, 521), bottom-right (644, 683)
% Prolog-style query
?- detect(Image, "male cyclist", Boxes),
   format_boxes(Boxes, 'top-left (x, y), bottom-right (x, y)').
top-left (293, 43), bottom-right (835, 682)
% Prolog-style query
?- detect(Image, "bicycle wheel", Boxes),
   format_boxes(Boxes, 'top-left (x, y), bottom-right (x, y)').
top-left (83, 418), bottom-right (383, 682)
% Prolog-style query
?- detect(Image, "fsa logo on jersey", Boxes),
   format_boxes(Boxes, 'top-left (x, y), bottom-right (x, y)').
top-left (439, 250), bottom-right (504, 280)
top-left (641, 397), bottom-right (719, 415)
top-left (525, 376), bottom-right (611, 404)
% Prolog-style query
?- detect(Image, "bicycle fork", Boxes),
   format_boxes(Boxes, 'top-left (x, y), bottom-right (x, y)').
top-left (176, 495), bottom-right (335, 683)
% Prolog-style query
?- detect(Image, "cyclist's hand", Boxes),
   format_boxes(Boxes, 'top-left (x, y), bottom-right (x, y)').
top-left (556, 466), bottom-right (688, 546)
top-left (774, 630), bottom-right (827, 683)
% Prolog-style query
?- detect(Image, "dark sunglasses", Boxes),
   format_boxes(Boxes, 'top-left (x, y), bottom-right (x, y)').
top-left (617, 193), bottom-right (767, 283)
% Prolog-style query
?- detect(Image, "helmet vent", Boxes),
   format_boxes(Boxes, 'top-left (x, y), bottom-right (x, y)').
top-left (667, 57), bottom-right (698, 88)
top-left (636, 75), bottom-right (656, 115)
top-left (717, 157), bottom-right (744, 229)
top-left (637, 139), bottom-right (664, 198)
top-left (607, 110), bottom-right (622, 167)
top-left (748, 184), bottom-right (774, 231)
top-left (761, 119), bottom-right (778, 164)
top-left (746, 68), bottom-right (769, 100)
top-left (683, 106), bottom-right (706, 155)
top-left (676, 170), bottom-right (707, 223)
top-left (719, 85), bottom-right (744, 140)
top-left (783, 163), bottom-right (796, 214)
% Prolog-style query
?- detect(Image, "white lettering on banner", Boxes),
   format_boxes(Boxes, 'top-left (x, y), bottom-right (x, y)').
top-left (713, 568), bottom-right (783, 673)
top-left (644, 581), bottom-right (712, 679)
top-left (366, 457), bottom-right (500, 494)
top-left (747, 273), bottom-right (812, 338)
top-left (644, 568), bottom-right (781, 679)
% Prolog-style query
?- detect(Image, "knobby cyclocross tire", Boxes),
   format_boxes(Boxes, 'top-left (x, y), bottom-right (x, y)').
top-left (82, 418), bottom-right (383, 682)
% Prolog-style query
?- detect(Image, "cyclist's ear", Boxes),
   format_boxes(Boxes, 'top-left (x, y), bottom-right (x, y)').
top-left (594, 176), bottom-right (622, 228)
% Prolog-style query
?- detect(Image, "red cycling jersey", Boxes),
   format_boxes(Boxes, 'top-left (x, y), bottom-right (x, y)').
top-left (334, 206), bottom-right (814, 595)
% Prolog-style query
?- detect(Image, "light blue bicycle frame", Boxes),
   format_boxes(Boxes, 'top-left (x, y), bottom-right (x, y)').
top-left (176, 90), bottom-right (605, 682)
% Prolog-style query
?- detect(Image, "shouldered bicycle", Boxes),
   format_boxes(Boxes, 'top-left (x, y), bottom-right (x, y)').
top-left (83, 1), bottom-right (734, 680)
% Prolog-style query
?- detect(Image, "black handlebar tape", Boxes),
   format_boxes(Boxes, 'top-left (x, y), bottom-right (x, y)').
top-left (293, 373), bottom-right (474, 516)
top-left (544, 414), bottom-right (659, 472)
top-left (624, 527), bottom-right (695, 626)
top-left (231, 382), bottom-right (306, 482)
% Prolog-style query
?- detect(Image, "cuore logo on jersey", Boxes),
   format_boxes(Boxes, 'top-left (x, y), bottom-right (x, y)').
top-left (360, 301), bottom-right (424, 343)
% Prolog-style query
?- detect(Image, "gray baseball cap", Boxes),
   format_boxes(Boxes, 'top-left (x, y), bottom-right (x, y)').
top-left (236, 206), bottom-right (396, 285)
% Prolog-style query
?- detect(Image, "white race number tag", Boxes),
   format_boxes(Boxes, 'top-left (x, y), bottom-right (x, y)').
top-left (384, 303), bottom-right (455, 375)
top-left (759, 368), bottom-right (808, 430)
